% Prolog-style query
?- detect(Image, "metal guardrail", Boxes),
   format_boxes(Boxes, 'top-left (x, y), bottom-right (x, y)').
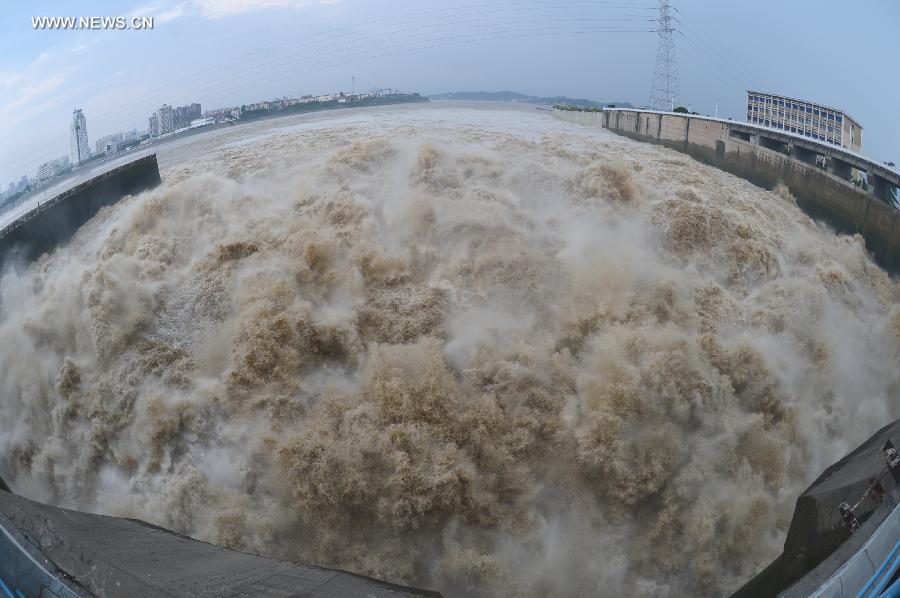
top-left (856, 539), bottom-right (900, 598)
top-left (809, 500), bottom-right (900, 597)
top-left (0, 511), bottom-right (81, 598)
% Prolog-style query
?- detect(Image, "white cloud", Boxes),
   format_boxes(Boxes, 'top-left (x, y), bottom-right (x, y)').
top-left (68, 37), bottom-right (103, 53)
top-left (157, 4), bottom-right (187, 23)
top-left (191, 0), bottom-right (310, 18)
top-left (128, 0), bottom-right (334, 22)
top-left (0, 71), bottom-right (21, 92)
top-left (0, 72), bottom-right (72, 135)
top-left (0, 72), bottom-right (67, 118)
top-left (129, 1), bottom-right (185, 24)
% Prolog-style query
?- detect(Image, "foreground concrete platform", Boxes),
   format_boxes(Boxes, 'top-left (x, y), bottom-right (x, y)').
top-left (0, 490), bottom-right (441, 598)
top-left (731, 419), bottom-right (900, 597)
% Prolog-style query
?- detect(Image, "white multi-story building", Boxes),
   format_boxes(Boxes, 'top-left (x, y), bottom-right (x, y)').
top-left (34, 155), bottom-right (70, 182)
top-left (70, 108), bottom-right (90, 166)
top-left (95, 132), bottom-right (124, 155)
top-left (156, 104), bottom-right (174, 136)
top-left (746, 91), bottom-right (862, 151)
top-left (35, 161), bottom-right (59, 182)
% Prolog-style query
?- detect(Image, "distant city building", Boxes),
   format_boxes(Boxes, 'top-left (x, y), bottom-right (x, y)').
top-left (190, 117), bottom-right (215, 128)
top-left (95, 132), bottom-right (125, 155)
top-left (174, 105), bottom-right (189, 129)
top-left (149, 102), bottom-right (200, 137)
top-left (156, 104), bottom-right (174, 136)
top-left (747, 91), bottom-right (862, 151)
top-left (173, 103), bottom-right (201, 129)
top-left (34, 155), bottom-right (71, 182)
top-left (70, 108), bottom-right (90, 166)
top-left (35, 161), bottom-right (59, 182)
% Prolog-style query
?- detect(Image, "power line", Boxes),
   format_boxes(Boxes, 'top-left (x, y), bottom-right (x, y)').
top-left (672, 7), bottom-right (764, 91)
top-left (677, 31), bottom-right (748, 92)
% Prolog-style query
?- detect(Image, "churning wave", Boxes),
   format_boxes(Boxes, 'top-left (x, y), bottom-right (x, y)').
top-left (1, 107), bottom-right (897, 597)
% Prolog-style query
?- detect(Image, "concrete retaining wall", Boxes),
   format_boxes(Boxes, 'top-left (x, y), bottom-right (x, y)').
top-left (551, 109), bottom-right (605, 128)
top-left (0, 154), bottom-right (161, 271)
top-left (554, 108), bottom-right (900, 274)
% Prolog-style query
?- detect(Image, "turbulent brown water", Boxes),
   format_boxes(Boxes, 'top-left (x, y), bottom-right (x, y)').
top-left (1, 106), bottom-right (898, 597)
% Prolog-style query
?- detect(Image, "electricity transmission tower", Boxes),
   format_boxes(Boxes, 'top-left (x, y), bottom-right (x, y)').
top-left (649, 0), bottom-right (679, 111)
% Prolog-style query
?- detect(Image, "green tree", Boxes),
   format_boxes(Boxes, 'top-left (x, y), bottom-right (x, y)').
top-left (673, 106), bottom-right (689, 114)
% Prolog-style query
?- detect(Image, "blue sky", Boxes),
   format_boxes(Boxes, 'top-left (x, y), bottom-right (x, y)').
top-left (1, 0), bottom-right (898, 185)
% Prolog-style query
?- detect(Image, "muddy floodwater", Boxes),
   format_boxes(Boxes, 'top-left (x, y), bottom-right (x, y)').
top-left (1, 103), bottom-right (898, 597)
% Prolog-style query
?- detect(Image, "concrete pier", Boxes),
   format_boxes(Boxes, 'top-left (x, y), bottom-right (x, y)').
top-left (0, 154), bottom-right (161, 271)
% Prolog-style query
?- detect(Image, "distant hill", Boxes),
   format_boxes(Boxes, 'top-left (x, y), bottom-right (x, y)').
top-left (428, 91), bottom-right (632, 108)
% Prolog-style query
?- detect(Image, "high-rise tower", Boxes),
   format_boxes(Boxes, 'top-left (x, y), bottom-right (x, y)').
top-left (70, 108), bottom-right (90, 166)
top-left (648, 0), bottom-right (679, 111)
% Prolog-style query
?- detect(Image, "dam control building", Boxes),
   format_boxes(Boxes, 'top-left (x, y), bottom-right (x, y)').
top-left (746, 91), bottom-right (862, 152)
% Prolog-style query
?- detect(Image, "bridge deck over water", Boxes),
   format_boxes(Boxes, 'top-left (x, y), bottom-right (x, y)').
top-left (603, 107), bottom-right (900, 203)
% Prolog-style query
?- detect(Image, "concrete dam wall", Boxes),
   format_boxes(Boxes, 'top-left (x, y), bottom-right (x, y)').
top-left (0, 154), bottom-right (161, 271)
top-left (554, 108), bottom-right (900, 274)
